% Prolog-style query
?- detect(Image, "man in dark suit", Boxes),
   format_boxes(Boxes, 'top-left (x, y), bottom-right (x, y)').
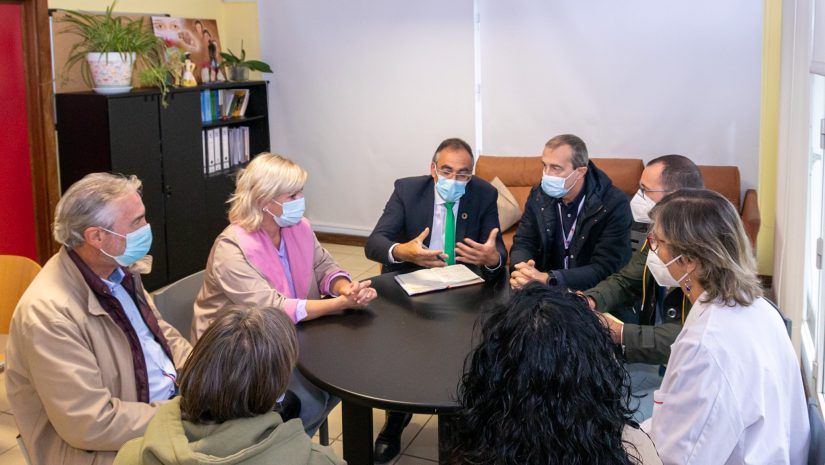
top-left (364, 137), bottom-right (506, 463)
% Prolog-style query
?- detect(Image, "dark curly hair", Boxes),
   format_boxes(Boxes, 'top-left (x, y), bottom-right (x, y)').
top-left (450, 284), bottom-right (639, 465)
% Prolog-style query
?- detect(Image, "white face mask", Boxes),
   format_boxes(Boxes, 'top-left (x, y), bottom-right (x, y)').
top-left (630, 190), bottom-right (656, 223)
top-left (646, 250), bottom-right (688, 288)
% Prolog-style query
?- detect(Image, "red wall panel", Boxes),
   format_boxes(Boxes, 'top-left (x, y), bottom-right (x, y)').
top-left (0, 4), bottom-right (37, 260)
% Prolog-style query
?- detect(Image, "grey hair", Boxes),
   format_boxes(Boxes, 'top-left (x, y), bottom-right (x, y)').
top-left (53, 173), bottom-right (143, 248)
top-left (545, 134), bottom-right (589, 169)
top-left (650, 189), bottom-right (762, 307)
top-left (431, 138), bottom-right (474, 168)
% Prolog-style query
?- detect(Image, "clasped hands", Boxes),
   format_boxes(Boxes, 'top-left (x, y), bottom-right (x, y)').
top-left (509, 259), bottom-right (550, 289)
top-left (392, 227), bottom-right (500, 268)
top-left (334, 279), bottom-right (377, 309)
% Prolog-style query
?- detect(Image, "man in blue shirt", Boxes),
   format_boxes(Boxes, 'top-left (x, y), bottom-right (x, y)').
top-left (6, 172), bottom-right (192, 465)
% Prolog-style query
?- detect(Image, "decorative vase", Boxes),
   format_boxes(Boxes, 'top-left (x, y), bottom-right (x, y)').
top-left (86, 52), bottom-right (135, 94)
top-left (230, 65), bottom-right (249, 82)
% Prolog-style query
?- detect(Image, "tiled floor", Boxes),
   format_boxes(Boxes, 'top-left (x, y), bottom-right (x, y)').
top-left (0, 243), bottom-right (437, 464)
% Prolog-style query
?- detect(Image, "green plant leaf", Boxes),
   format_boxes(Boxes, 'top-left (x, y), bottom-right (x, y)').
top-left (242, 60), bottom-right (273, 73)
top-left (220, 51), bottom-right (240, 63)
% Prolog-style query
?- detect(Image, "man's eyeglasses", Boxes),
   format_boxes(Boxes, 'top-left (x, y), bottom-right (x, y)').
top-left (435, 167), bottom-right (472, 182)
top-left (647, 233), bottom-right (667, 252)
top-left (639, 185), bottom-right (672, 200)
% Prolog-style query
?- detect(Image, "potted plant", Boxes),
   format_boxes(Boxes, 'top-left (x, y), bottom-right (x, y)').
top-left (220, 41), bottom-right (273, 82)
top-left (60, 1), bottom-right (167, 95)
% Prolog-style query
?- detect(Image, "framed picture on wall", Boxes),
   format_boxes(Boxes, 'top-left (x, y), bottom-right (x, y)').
top-left (151, 16), bottom-right (223, 83)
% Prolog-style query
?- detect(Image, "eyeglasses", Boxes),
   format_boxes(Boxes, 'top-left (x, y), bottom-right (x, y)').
top-left (435, 166), bottom-right (472, 182)
top-left (647, 233), bottom-right (667, 252)
top-left (639, 185), bottom-right (672, 200)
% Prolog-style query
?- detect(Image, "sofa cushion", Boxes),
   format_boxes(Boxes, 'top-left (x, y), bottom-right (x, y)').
top-left (490, 176), bottom-right (523, 231)
top-left (699, 165), bottom-right (741, 210)
top-left (591, 158), bottom-right (645, 197)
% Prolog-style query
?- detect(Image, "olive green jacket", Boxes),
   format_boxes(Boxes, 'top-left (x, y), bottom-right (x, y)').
top-left (114, 397), bottom-right (344, 465)
top-left (583, 244), bottom-right (692, 365)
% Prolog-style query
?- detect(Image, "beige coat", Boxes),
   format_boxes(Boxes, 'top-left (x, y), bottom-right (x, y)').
top-left (5, 248), bottom-right (192, 465)
top-left (191, 224), bottom-right (345, 341)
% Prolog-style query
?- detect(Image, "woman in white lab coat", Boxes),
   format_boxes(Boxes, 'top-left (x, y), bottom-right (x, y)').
top-left (644, 189), bottom-right (810, 465)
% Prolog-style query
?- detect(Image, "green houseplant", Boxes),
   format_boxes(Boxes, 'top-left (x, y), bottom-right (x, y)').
top-left (60, 1), bottom-right (167, 95)
top-left (220, 41), bottom-right (273, 81)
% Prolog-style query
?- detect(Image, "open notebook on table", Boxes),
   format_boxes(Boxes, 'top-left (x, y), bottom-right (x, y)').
top-left (394, 264), bottom-right (484, 296)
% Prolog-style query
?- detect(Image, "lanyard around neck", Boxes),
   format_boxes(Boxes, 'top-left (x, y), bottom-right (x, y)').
top-left (557, 195), bottom-right (586, 251)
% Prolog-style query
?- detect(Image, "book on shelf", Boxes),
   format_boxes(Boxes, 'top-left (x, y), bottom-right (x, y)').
top-left (242, 126), bottom-right (250, 162)
top-left (200, 90), bottom-right (211, 123)
top-left (221, 127), bottom-right (230, 169)
top-left (201, 126), bottom-right (251, 174)
top-left (206, 129), bottom-right (217, 173)
top-left (201, 131), bottom-right (207, 174)
top-left (199, 89), bottom-right (252, 122)
top-left (394, 264), bottom-right (484, 296)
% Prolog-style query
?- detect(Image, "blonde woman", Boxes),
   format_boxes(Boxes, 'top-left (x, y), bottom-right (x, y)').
top-left (642, 189), bottom-right (809, 464)
top-left (192, 153), bottom-right (377, 434)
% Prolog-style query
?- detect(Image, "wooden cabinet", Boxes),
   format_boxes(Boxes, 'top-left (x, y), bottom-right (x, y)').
top-left (55, 81), bottom-right (270, 290)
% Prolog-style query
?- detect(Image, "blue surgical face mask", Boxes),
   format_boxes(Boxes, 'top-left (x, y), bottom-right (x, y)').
top-left (435, 176), bottom-right (468, 203)
top-left (541, 170), bottom-right (579, 198)
top-left (265, 197), bottom-right (306, 227)
top-left (100, 223), bottom-right (153, 266)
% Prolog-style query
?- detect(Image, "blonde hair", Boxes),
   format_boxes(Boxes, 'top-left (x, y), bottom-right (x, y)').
top-left (651, 189), bottom-right (762, 307)
top-left (53, 172), bottom-right (143, 248)
top-left (228, 153), bottom-right (307, 231)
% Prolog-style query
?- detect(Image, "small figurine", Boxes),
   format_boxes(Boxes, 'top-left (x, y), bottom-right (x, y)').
top-left (181, 58), bottom-right (198, 87)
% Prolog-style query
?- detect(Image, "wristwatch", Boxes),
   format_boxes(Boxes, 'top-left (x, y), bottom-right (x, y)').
top-left (546, 272), bottom-right (558, 287)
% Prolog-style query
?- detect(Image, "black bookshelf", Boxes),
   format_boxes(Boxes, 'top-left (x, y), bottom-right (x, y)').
top-left (55, 81), bottom-right (270, 290)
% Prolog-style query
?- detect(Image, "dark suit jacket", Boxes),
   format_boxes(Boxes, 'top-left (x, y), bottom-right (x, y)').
top-left (365, 175), bottom-right (506, 278)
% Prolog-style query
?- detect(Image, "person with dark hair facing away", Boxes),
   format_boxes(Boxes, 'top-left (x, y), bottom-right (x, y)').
top-left (115, 305), bottom-right (344, 465)
top-left (365, 137), bottom-right (506, 463)
top-left (642, 189), bottom-right (808, 463)
top-left (451, 284), bottom-right (661, 465)
top-left (510, 134), bottom-right (632, 291)
top-left (581, 154), bottom-right (704, 420)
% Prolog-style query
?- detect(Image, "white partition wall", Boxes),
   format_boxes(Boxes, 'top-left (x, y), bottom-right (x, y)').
top-left (258, 1), bottom-right (475, 235)
top-left (258, 1), bottom-right (762, 234)
top-left (478, 0), bottom-right (762, 187)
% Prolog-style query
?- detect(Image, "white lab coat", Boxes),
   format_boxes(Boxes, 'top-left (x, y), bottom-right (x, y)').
top-left (644, 294), bottom-right (810, 465)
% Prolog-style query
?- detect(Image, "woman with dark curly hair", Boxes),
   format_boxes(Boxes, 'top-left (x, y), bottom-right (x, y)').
top-left (451, 284), bottom-right (660, 465)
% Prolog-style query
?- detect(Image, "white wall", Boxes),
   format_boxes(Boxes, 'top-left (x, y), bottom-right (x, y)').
top-left (259, 1), bottom-right (762, 235)
top-left (258, 1), bottom-right (474, 235)
top-left (479, 0), bottom-right (762, 185)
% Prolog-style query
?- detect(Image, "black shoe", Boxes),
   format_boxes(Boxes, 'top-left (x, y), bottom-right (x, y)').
top-left (373, 412), bottom-right (412, 464)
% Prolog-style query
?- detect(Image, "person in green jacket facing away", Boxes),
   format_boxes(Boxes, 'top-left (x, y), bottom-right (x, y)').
top-left (582, 155), bottom-right (703, 421)
top-left (114, 305), bottom-right (344, 465)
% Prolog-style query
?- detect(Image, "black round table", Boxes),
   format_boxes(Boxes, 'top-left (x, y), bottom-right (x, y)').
top-left (297, 270), bottom-right (508, 464)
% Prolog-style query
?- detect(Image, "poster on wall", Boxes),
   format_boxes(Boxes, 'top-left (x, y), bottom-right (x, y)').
top-left (151, 16), bottom-right (223, 83)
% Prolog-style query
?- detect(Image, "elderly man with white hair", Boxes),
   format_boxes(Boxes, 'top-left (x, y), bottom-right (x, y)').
top-left (5, 172), bottom-right (192, 465)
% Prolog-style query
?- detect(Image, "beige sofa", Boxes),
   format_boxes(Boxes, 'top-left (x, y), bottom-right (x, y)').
top-left (474, 155), bottom-right (760, 255)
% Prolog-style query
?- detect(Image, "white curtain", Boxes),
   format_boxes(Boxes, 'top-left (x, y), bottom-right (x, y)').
top-left (813, 0), bottom-right (825, 75)
top-left (479, 0), bottom-right (762, 188)
top-left (258, 0), bottom-right (762, 235)
top-left (258, 0), bottom-right (475, 235)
